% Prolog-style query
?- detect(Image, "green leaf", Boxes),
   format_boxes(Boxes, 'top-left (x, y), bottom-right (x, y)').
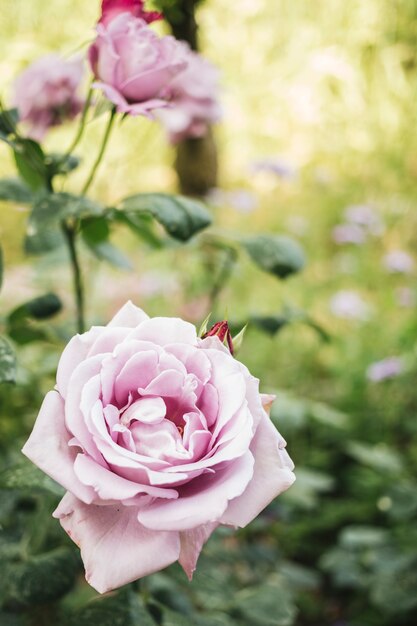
top-left (270, 392), bottom-right (308, 432)
top-left (346, 441), bottom-right (403, 474)
top-left (68, 588), bottom-right (156, 626)
top-left (281, 467), bottom-right (335, 509)
top-left (4, 548), bottom-right (79, 609)
top-left (339, 526), bottom-right (390, 549)
top-left (8, 293), bottom-right (62, 325)
top-left (81, 215), bottom-right (110, 244)
top-left (30, 193), bottom-right (103, 226)
top-left (0, 461), bottom-right (64, 497)
top-left (26, 193), bottom-right (103, 255)
top-left (119, 193), bottom-right (212, 241)
top-left (0, 612), bottom-right (29, 626)
top-left (89, 241), bottom-right (133, 269)
top-left (0, 178), bottom-right (33, 203)
top-left (0, 243), bottom-right (3, 290)
top-left (320, 547), bottom-right (366, 588)
top-left (13, 139), bottom-right (47, 191)
top-left (25, 225), bottom-right (65, 255)
top-left (112, 211), bottom-right (164, 249)
top-left (251, 315), bottom-right (289, 335)
top-left (81, 216), bottom-right (133, 269)
top-left (370, 554), bottom-right (417, 613)
top-left (234, 579), bottom-right (297, 626)
top-left (7, 325), bottom-right (48, 345)
top-left (249, 308), bottom-right (329, 342)
top-left (303, 316), bottom-right (331, 343)
top-left (0, 336), bottom-right (16, 384)
top-left (162, 609), bottom-right (236, 626)
top-left (243, 234), bottom-right (306, 279)
top-left (0, 108), bottom-right (19, 138)
top-left (279, 561), bottom-right (321, 591)
top-left (45, 153), bottom-right (81, 178)
top-left (198, 312), bottom-right (212, 337)
top-left (7, 293), bottom-right (62, 345)
top-left (308, 401), bottom-right (349, 428)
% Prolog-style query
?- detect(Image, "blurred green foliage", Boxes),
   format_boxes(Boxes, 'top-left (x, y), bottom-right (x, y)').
top-left (1, 1), bottom-right (417, 625)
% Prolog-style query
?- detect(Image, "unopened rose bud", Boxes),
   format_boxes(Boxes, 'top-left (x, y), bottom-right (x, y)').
top-left (99, 0), bottom-right (162, 27)
top-left (203, 320), bottom-right (234, 354)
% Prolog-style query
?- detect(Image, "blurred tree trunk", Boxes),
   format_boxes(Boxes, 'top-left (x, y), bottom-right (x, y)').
top-left (168, 0), bottom-right (199, 51)
top-left (163, 0), bottom-right (219, 196)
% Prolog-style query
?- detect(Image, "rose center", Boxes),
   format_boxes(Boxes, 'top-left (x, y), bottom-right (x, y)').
top-left (120, 396), bottom-right (166, 426)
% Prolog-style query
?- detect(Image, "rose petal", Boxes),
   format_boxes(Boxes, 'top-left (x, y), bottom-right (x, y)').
top-left (73, 454), bottom-right (178, 500)
top-left (22, 391), bottom-right (95, 504)
top-left (56, 327), bottom-right (102, 398)
top-left (220, 413), bottom-right (295, 528)
top-left (127, 317), bottom-right (197, 347)
top-left (137, 452), bottom-right (254, 531)
top-left (179, 522), bottom-right (217, 580)
top-left (53, 493), bottom-right (180, 593)
top-left (114, 350), bottom-right (159, 406)
top-left (107, 300), bottom-right (149, 328)
top-left (65, 355), bottom-right (106, 462)
top-left (86, 327), bottom-right (131, 358)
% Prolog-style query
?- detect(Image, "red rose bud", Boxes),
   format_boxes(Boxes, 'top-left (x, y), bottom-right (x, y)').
top-left (203, 321), bottom-right (234, 355)
top-left (100, 0), bottom-right (163, 27)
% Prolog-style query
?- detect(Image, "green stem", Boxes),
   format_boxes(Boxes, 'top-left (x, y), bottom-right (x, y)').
top-left (209, 246), bottom-right (238, 311)
top-left (62, 221), bottom-right (85, 334)
top-left (65, 85), bottom-right (93, 157)
top-left (81, 108), bottom-right (116, 195)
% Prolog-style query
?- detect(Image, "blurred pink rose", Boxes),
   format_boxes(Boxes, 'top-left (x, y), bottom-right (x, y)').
top-left (13, 55), bottom-right (84, 141)
top-left (89, 14), bottom-right (188, 116)
top-left (100, 0), bottom-right (162, 26)
top-left (22, 302), bottom-right (294, 593)
top-left (157, 49), bottom-right (221, 143)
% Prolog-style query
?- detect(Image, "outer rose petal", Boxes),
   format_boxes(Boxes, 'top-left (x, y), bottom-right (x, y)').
top-left (128, 317), bottom-right (198, 347)
top-left (21, 391), bottom-right (95, 504)
top-left (220, 413), bottom-right (295, 528)
top-left (137, 452), bottom-right (254, 531)
top-left (53, 493), bottom-right (180, 594)
top-left (56, 327), bottom-right (103, 398)
top-left (107, 300), bottom-right (149, 328)
top-left (179, 522), bottom-right (217, 580)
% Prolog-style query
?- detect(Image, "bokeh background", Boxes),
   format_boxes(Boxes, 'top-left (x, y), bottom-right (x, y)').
top-left (1, 1), bottom-right (417, 625)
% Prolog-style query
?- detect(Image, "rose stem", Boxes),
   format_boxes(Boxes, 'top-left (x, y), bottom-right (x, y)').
top-left (46, 173), bottom-right (86, 335)
top-left (62, 220), bottom-right (86, 334)
top-left (64, 84), bottom-right (93, 157)
top-left (81, 106), bottom-right (116, 195)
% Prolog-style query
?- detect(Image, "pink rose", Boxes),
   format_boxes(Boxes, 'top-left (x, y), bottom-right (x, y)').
top-left (89, 14), bottom-right (188, 116)
top-left (99, 0), bottom-right (162, 26)
top-left (22, 302), bottom-right (295, 593)
top-left (13, 55), bottom-right (84, 141)
top-left (158, 49), bottom-right (222, 143)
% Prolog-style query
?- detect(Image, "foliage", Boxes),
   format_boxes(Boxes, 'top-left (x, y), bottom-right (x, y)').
top-left (1, 0), bottom-right (417, 625)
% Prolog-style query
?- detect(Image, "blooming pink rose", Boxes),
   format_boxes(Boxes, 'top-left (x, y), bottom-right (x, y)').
top-left (13, 55), bottom-right (84, 141)
top-left (22, 302), bottom-right (295, 593)
top-left (157, 49), bottom-right (222, 143)
top-left (100, 0), bottom-right (162, 26)
top-left (89, 14), bottom-right (188, 117)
